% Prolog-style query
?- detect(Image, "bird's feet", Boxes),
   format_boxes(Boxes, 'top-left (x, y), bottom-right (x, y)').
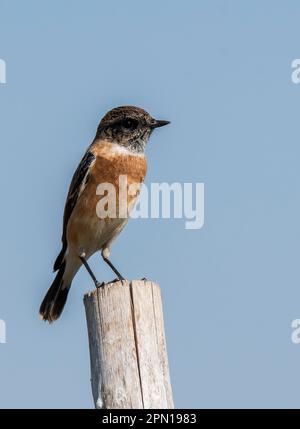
top-left (95, 281), bottom-right (105, 289)
top-left (96, 278), bottom-right (148, 288)
top-left (110, 277), bottom-right (124, 284)
top-left (96, 278), bottom-right (124, 288)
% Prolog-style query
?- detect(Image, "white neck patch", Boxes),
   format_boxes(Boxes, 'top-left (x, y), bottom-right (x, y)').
top-left (109, 143), bottom-right (145, 157)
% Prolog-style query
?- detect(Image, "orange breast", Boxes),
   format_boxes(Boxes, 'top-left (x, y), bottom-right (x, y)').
top-left (87, 141), bottom-right (147, 216)
top-left (91, 141), bottom-right (147, 185)
top-left (67, 141), bottom-right (147, 250)
top-left (68, 142), bottom-right (147, 248)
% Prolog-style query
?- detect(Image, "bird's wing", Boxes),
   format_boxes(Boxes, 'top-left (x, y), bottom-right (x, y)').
top-left (53, 149), bottom-right (96, 271)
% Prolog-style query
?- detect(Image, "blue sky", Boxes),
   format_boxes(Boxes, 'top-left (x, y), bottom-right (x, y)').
top-left (1, 0), bottom-right (300, 408)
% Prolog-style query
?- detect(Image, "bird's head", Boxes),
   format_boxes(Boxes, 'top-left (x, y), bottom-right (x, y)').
top-left (96, 106), bottom-right (170, 154)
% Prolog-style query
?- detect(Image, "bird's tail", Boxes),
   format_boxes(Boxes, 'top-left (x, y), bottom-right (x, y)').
top-left (39, 261), bottom-right (71, 323)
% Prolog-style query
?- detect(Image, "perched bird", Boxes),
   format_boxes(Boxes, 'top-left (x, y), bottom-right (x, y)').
top-left (40, 106), bottom-right (170, 322)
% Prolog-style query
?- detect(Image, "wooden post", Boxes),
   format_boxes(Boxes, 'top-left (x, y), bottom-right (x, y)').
top-left (83, 279), bottom-right (174, 409)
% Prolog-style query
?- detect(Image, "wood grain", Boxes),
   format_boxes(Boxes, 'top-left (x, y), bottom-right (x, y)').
top-left (84, 280), bottom-right (173, 409)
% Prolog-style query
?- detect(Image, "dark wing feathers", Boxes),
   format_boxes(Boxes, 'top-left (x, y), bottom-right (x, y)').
top-left (53, 150), bottom-right (96, 271)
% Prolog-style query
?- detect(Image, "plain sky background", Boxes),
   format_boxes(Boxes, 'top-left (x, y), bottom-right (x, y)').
top-left (1, 0), bottom-right (300, 408)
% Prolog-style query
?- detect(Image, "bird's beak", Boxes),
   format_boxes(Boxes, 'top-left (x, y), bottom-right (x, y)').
top-left (150, 119), bottom-right (171, 129)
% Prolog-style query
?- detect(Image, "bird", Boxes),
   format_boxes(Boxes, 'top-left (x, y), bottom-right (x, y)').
top-left (39, 105), bottom-right (170, 322)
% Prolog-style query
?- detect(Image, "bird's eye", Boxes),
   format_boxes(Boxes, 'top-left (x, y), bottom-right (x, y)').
top-left (121, 118), bottom-right (138, 130)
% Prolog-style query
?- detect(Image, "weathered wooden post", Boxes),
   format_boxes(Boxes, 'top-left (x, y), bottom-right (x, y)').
top-left (83, 279), bottom-right (174, 409)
